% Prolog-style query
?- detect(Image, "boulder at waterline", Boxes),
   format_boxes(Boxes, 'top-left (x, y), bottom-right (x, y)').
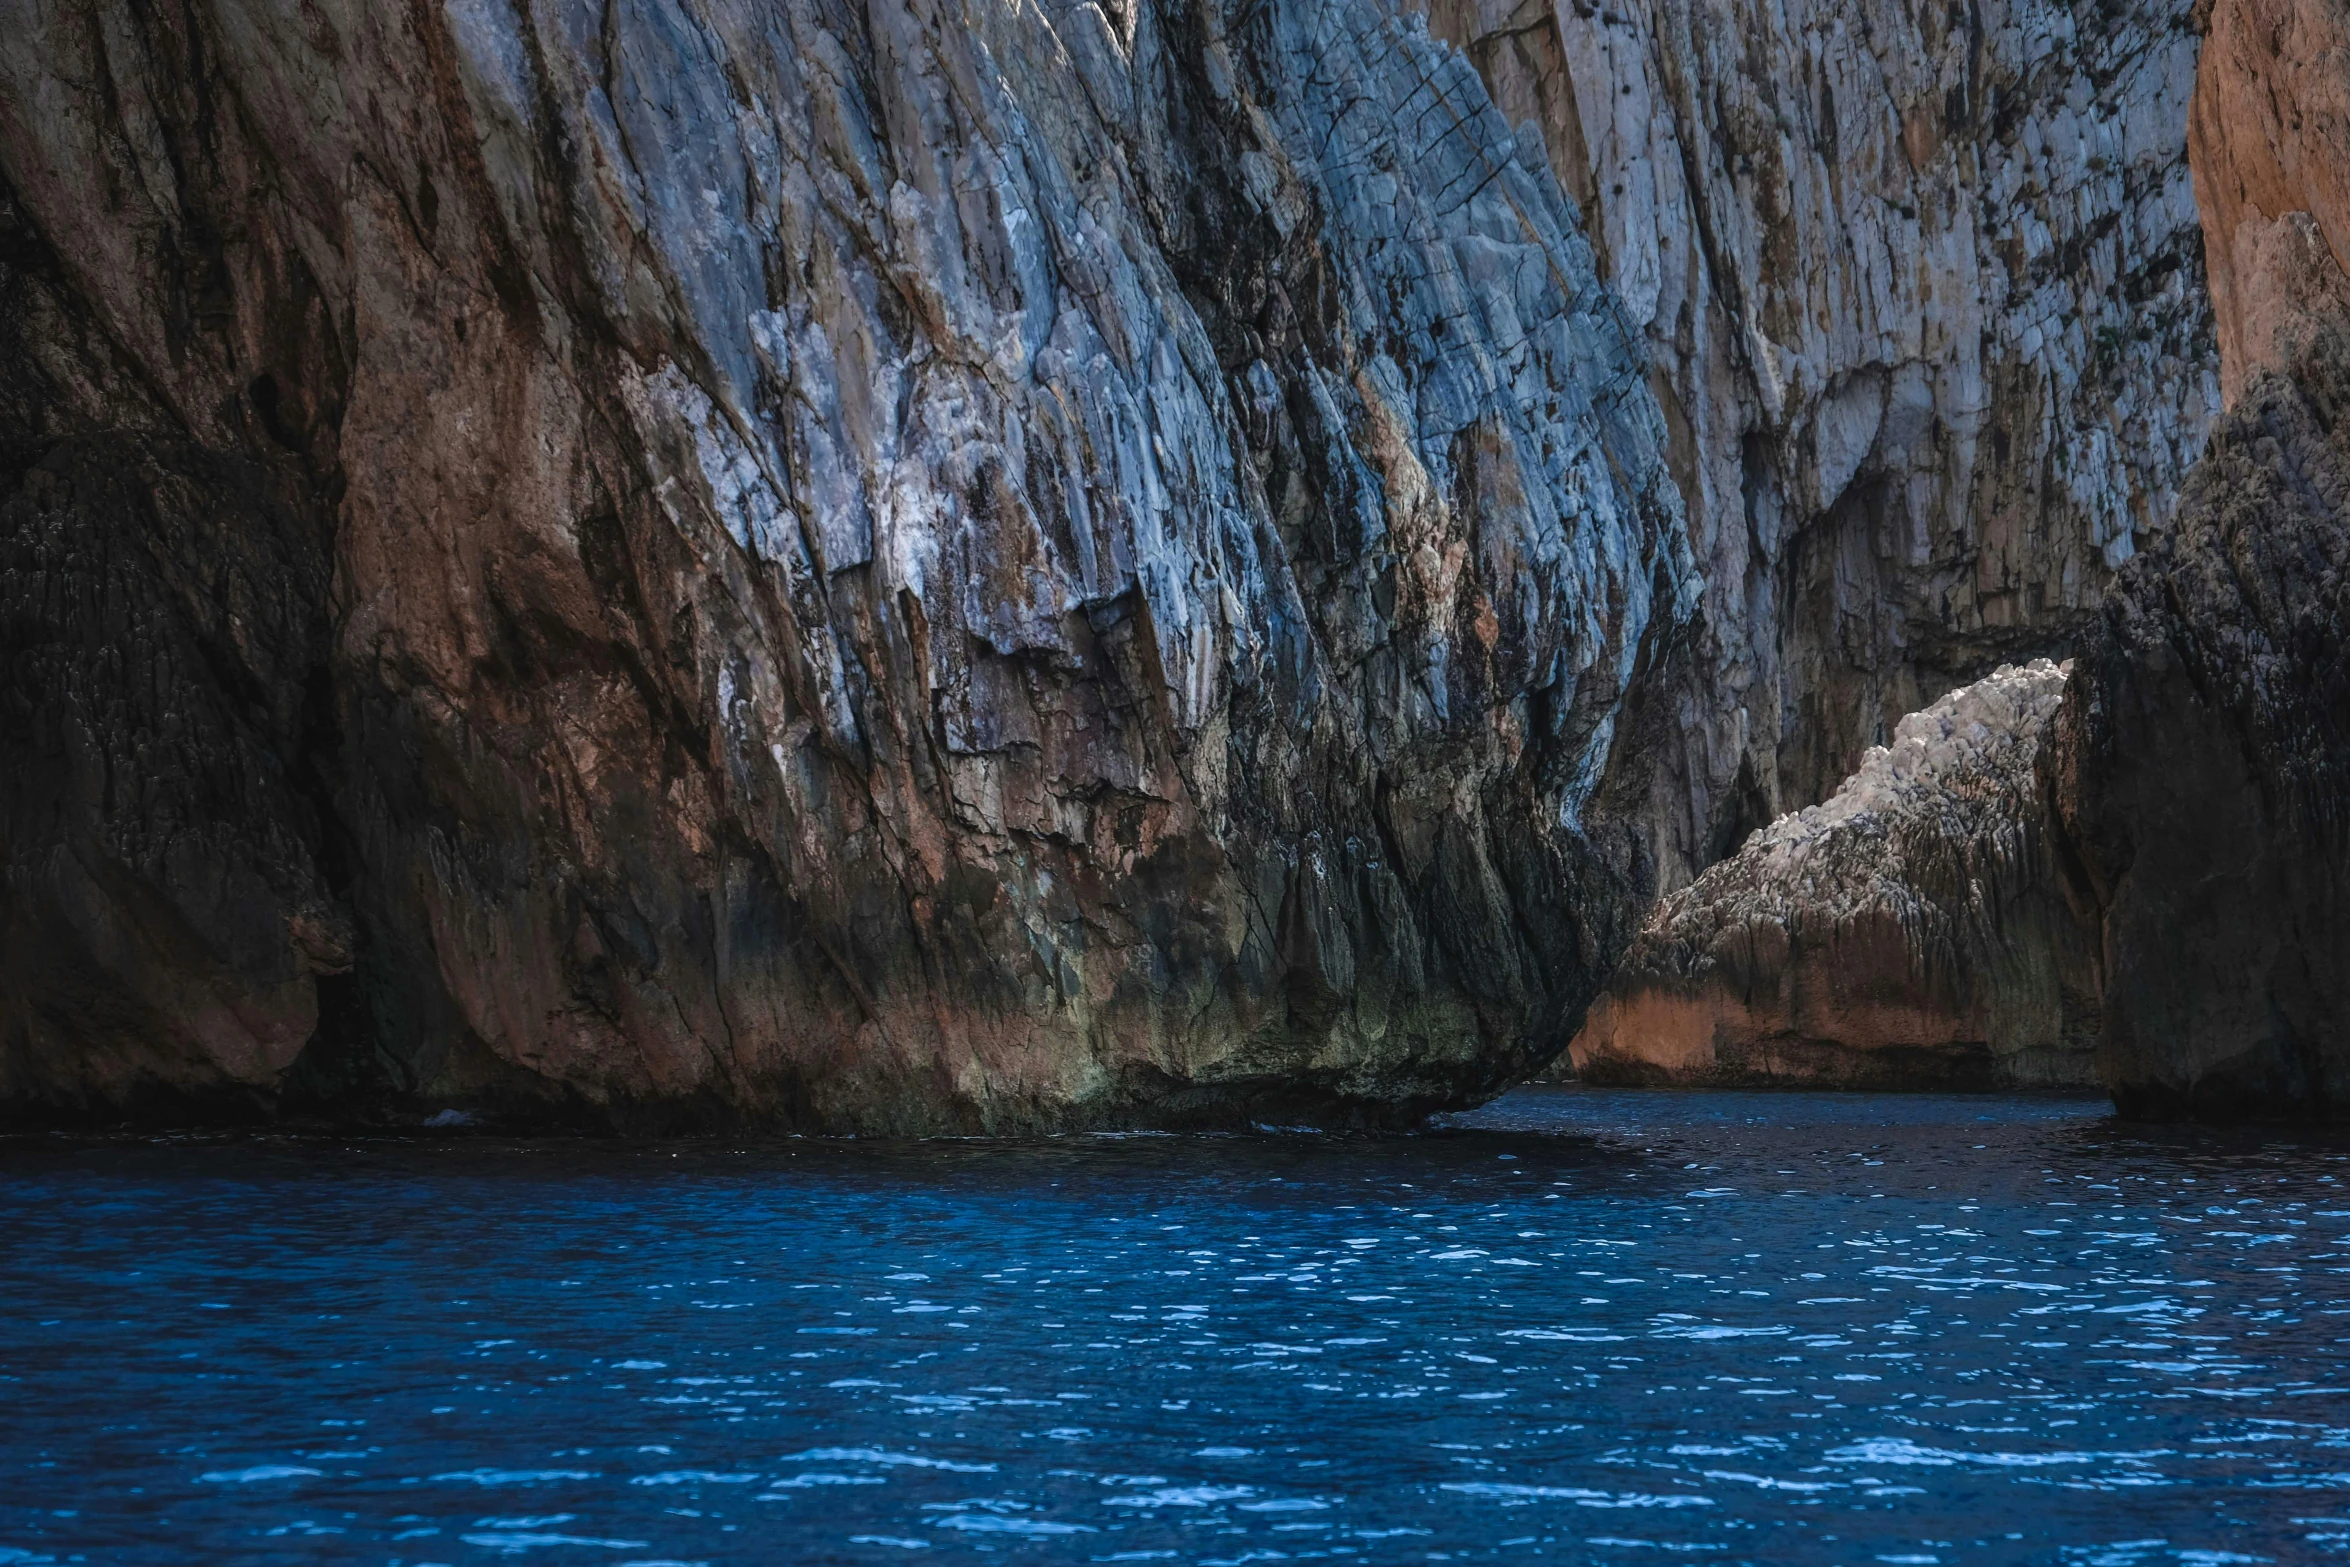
top-left (1571, 661), bottom-right (2102, 1090)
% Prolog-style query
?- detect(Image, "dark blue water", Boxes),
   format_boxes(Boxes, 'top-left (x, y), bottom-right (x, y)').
top-left (3, 1088), bottom-right (2346, 1566)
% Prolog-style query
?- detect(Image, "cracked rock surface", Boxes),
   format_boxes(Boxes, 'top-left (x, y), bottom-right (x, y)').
top-left (2189, 0), bottom-right (2350, 402)
top-left (1571, 659), bottom-right (2101, 1089)
top-left (0, 0), bottom-right (1696, 1127)
top-left (1417, 0), bottom-right (2221, 877)
top-left (0, 0), bottom-right (2245, 1128)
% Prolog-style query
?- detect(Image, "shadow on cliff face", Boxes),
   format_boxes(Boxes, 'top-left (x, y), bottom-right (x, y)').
top-left (0, 430), bottom-right (344, 1122)
top-left (2045, 0), bottom-right (2350, 1122)
top-left (2051, 312), bottom-right (2350, 1122)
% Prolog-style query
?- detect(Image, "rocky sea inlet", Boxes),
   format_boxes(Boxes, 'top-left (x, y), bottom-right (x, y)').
top-left (6, 1089), bottom-right (2348, 1565)
top-left (7, 0), bottom-right (2350, 1558)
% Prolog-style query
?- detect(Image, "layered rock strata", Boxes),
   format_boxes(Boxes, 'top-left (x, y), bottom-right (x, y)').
top-left (1572, 660), bottom-right (2101, 1089)
top-left (2052, 0), bottom-right (2350, 1118)
top-left (0, 0), bottom-right (1698, 1128)
top-left (1416, 0), bottom-right (2222, 878)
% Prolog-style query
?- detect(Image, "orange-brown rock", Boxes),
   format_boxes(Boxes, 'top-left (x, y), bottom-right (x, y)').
top-left (2189, 0), bottom-right (2350, 400)
top-left (1572, 662), bottom-right (2102, 1090)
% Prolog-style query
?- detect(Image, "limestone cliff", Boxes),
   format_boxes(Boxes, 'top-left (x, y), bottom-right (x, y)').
top-left (1571, 660), bottom-right (2100, 1089)
top-left (2053, 0), bottom-right (2350, 1119)
top-left (1418, 0), bottom-right (2221, 877)
top-left (0, 0), bottom-right (1699, 1127)
top-left (0, 0), bottom-right (2236, 1130)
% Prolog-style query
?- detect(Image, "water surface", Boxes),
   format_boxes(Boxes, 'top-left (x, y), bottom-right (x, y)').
top-left (3, 1087), bottom-right (2346, 1565)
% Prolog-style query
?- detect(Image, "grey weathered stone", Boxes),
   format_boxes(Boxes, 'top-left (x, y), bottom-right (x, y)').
top-left (0, 0), bottom-right (1695, 1127)
top-left (0, 0), bottom-right (2247, 1128)
top-left (1417, 0), bottom-right (2222, 881)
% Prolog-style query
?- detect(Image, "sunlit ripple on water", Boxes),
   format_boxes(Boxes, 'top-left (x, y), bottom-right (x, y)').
top-left (1, 1087), bottom-right (2347, 1565)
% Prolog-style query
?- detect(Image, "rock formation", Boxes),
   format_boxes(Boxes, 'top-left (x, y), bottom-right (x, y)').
top-left (1416, 0), bottom-right (2221, 878)
top-left (0, 0), bottom-right (2238, 1131)
top-left (0, 0), bottom-right (1704, 1129)
top-left (2188, 0), bottom-right (2350, 402)
top-left (2051, 0), bottom-right (2350, 1119)
top-left (1571, 660), bottom-right (2100, 1089)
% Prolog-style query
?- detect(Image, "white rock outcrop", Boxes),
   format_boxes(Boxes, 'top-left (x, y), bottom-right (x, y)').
top-left (1573, 660), bottom-right (2102, 1088)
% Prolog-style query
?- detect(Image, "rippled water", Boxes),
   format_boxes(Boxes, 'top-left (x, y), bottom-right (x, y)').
top-left (3, 1088), bottom-right (2348, 1566)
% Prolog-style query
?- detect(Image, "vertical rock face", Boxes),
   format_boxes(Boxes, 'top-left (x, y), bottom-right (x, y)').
top-left (0, 0), bottom-right (1697, 1126)
top-left (1415, 0), bottom-right (2221, 877)
top-left (1572, 660), bottom-right (2100, 1090)
top-left (2053, 0), bottom-right (2350, 1119)
top-left (2189, 0), bottom-right (2350, 401)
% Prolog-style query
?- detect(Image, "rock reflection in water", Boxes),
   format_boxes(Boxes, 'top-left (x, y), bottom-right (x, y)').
top-left (0, 1088), bottom-right (2344, 1564)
